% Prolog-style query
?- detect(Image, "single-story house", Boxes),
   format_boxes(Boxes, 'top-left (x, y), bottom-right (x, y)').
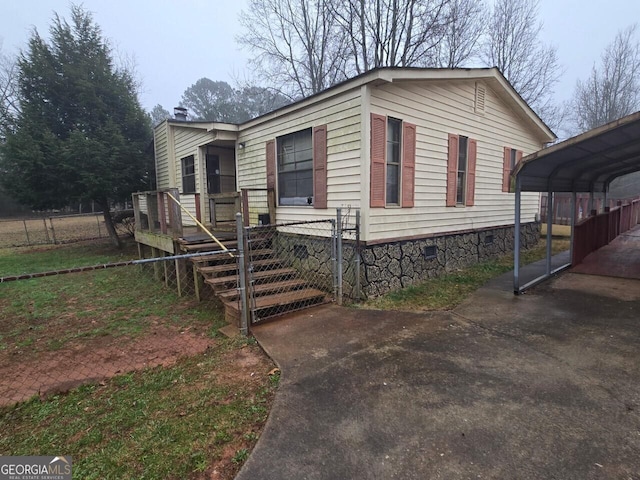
top-left (149, 67), bottom-right (556, 297)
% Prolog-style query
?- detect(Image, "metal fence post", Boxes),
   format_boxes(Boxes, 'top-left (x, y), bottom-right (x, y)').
top-left (336, 208), bottom-right (343, 306)
top-left (236, 213), bottom-right (250, 336)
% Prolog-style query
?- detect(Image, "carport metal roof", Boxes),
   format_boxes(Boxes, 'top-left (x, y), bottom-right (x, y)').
top-left (514, 111), bottom-right (640, 194)
top-left (513, 111), bottom-right (640, 294)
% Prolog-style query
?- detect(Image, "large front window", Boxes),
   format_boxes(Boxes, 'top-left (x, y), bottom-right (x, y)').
top-left (277, 129), bottom-right (313, 205)
top-left (386, 118), bottom-right (401, 205)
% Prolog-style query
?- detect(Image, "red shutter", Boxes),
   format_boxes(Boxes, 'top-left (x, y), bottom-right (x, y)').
top-left (313, 125), bottom-right (328, 209)
top-left (266, 140), bottom-right (276, 190)
top-left (502, 147), bottom-right (511, 192)
top-left (516, 150), bottom-right (523, 165)
top-left (401, 122), bottom-right (416, 208)
top-left (466, 138), bottom-right (477, 206)
top-left (446, 134), bottom-right (459, 207)
top-left (370, 113), bottom-right (387, 208)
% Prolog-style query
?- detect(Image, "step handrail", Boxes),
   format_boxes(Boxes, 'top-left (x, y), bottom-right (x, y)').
top-left (165, 192), bottom-right (234, 257)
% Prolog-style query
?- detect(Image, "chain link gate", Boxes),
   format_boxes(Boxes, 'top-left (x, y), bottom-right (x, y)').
top-left (234, 208), bottom-right (361, 332)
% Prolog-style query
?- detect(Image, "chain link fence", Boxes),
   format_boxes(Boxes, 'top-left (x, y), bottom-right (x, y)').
top-left (0, 213), bottom-right (134, 248)
top-left (0, 250), bottom-right (231, 407)
top-left (235, 208), bottom-right (361, 327)
top-left (337, 207), bottom-right (362, 302)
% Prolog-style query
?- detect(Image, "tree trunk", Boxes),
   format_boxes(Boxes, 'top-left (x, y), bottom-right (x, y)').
top-left (98, 199), bottom-right (122, 249)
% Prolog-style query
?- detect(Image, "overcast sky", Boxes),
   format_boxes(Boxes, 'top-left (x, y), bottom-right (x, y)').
top-left (1, 0), bottom-right (639, 114)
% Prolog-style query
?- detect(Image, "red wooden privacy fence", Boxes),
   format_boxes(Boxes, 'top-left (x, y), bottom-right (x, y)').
top-left (572, 199), bottom-right (640, 265)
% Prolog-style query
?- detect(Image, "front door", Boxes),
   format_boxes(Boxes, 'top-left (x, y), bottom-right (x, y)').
top-left (206, 154), bottom-right (221, 194)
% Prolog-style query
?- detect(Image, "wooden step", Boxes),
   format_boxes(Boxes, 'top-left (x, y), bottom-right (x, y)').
top-left (182, 240), bottom-right (238, 252)
top-left (224, 288), bottom-right (326, 315)
top-left (198, 258), bottom-right (282, 276)
top-left (178, 232), bottom-right (237, 245)
top-left (205, 267), bottom-right (298, 288)
top-left (190, 249), bottom-right (273, 264)
top-left (181, 235), bottom-right (272, 252)
top-left (217, 278), bottom-right (309, 301)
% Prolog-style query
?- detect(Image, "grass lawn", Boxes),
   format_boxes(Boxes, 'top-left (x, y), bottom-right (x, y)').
top-left (0, 240), bottom-right (277, 479)
top-left (362, 238), bottom-right (571, 312)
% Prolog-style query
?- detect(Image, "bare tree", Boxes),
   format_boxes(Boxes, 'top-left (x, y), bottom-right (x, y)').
top-left (237, 0), bottom-right (349, 98)
top-left (0, 42), bottom-right (19, 137)
top-left (331, 0), bottom-right (451, 73)
top-left (435, 0), bottom-right (486, 68)
top-left (481, 0), bottom-right (561, 128)
top-left (571, 24), bottom-right (640, 132)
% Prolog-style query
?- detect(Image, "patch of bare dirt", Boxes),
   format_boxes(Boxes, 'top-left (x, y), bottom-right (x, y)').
top-left (0, 325), bottom-right (214, 406)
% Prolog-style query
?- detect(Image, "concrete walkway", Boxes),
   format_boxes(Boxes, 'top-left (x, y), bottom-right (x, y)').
top-left (237, 263), bottom-right (640, 479)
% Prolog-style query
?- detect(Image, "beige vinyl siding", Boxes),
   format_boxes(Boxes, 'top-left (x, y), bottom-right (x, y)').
top-left (367, 80), bottom-right (543, 241)
top-left (154, 123), bottom-right (170, 189)
top-left (179, 194), bottom-right (198, 226)
top-left (173, 127), bottom-right (212, 193)
top-left (170, 126), bottom-right (216, 222)
top-left (236, 89), bottom-right (362, 224)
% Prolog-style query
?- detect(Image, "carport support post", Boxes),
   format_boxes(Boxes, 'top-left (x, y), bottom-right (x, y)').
top-left (514, 175), bottom-right (522, 293)
top-left (546, 190), bottom-right (553, 275)
top-left (570, 191), bottom-right (577, 263)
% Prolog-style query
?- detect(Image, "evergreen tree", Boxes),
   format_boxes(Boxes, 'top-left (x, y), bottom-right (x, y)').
top-left (0, 6), bottom-right (152, 247)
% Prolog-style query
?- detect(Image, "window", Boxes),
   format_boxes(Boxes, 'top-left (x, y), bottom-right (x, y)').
top-left (510, 148), bottom-right (518, 170)
top-left (370, 113), bottom-right (416, 208)
top-left (277, 129), bottom-right (313, 205)
top-left (457, 136), bottom-right (469, 205)
top-left (386, 118), bottom-right (402, 205)
top-left (447, 134), bottom-right (477, 207)
top-left (181, 155), bottom-right (196, 194)
top-left (502, 147), bottom-right (522, 193)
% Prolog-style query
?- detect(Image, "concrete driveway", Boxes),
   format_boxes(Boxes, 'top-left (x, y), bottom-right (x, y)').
top-left (237, 271), bottom-right (640, 480)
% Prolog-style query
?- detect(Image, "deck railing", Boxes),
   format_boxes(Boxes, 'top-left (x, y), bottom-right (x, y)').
top-left (208, 192), bottom-right (241, 229)
top-left (134, 188), bottom-right (277, 239)
top-left (240, 188), bottom-right (276, 227)
top-left (132, 188), bottom-right (183, 239)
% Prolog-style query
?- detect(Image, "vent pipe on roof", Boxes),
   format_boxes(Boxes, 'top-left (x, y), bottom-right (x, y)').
top-left (174, 107), bottom-right (188, 121)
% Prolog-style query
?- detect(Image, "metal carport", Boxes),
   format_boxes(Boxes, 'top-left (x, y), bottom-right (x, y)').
top-left (513, 111), bottom-right (640, 293)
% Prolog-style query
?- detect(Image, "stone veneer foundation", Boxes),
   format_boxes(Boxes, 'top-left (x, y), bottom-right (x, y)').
top-left (360, 223), bottom-right (539, 297)
top-left (271, 222), bottom-right (540, 300)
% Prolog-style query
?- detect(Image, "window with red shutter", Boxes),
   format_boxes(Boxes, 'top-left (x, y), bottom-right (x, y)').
top-left (446, 134), bottom-right (459, 207)
top-left (502, 147), bottom-right (523, 193)
top-left (266, 140), bottom-right (276, 191)
top-left (447, 134), bottom-right (477, 206)
top-left (466, 139), bottom-right (477, 206)
top-left (370, 113), bottom-right (387, 207)
top-left (402, 123), bottom-right (416, 208)
top-left (276, 129), bottom-right (313, 205)
top-left (313, 125), bottom-right (327, 209)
